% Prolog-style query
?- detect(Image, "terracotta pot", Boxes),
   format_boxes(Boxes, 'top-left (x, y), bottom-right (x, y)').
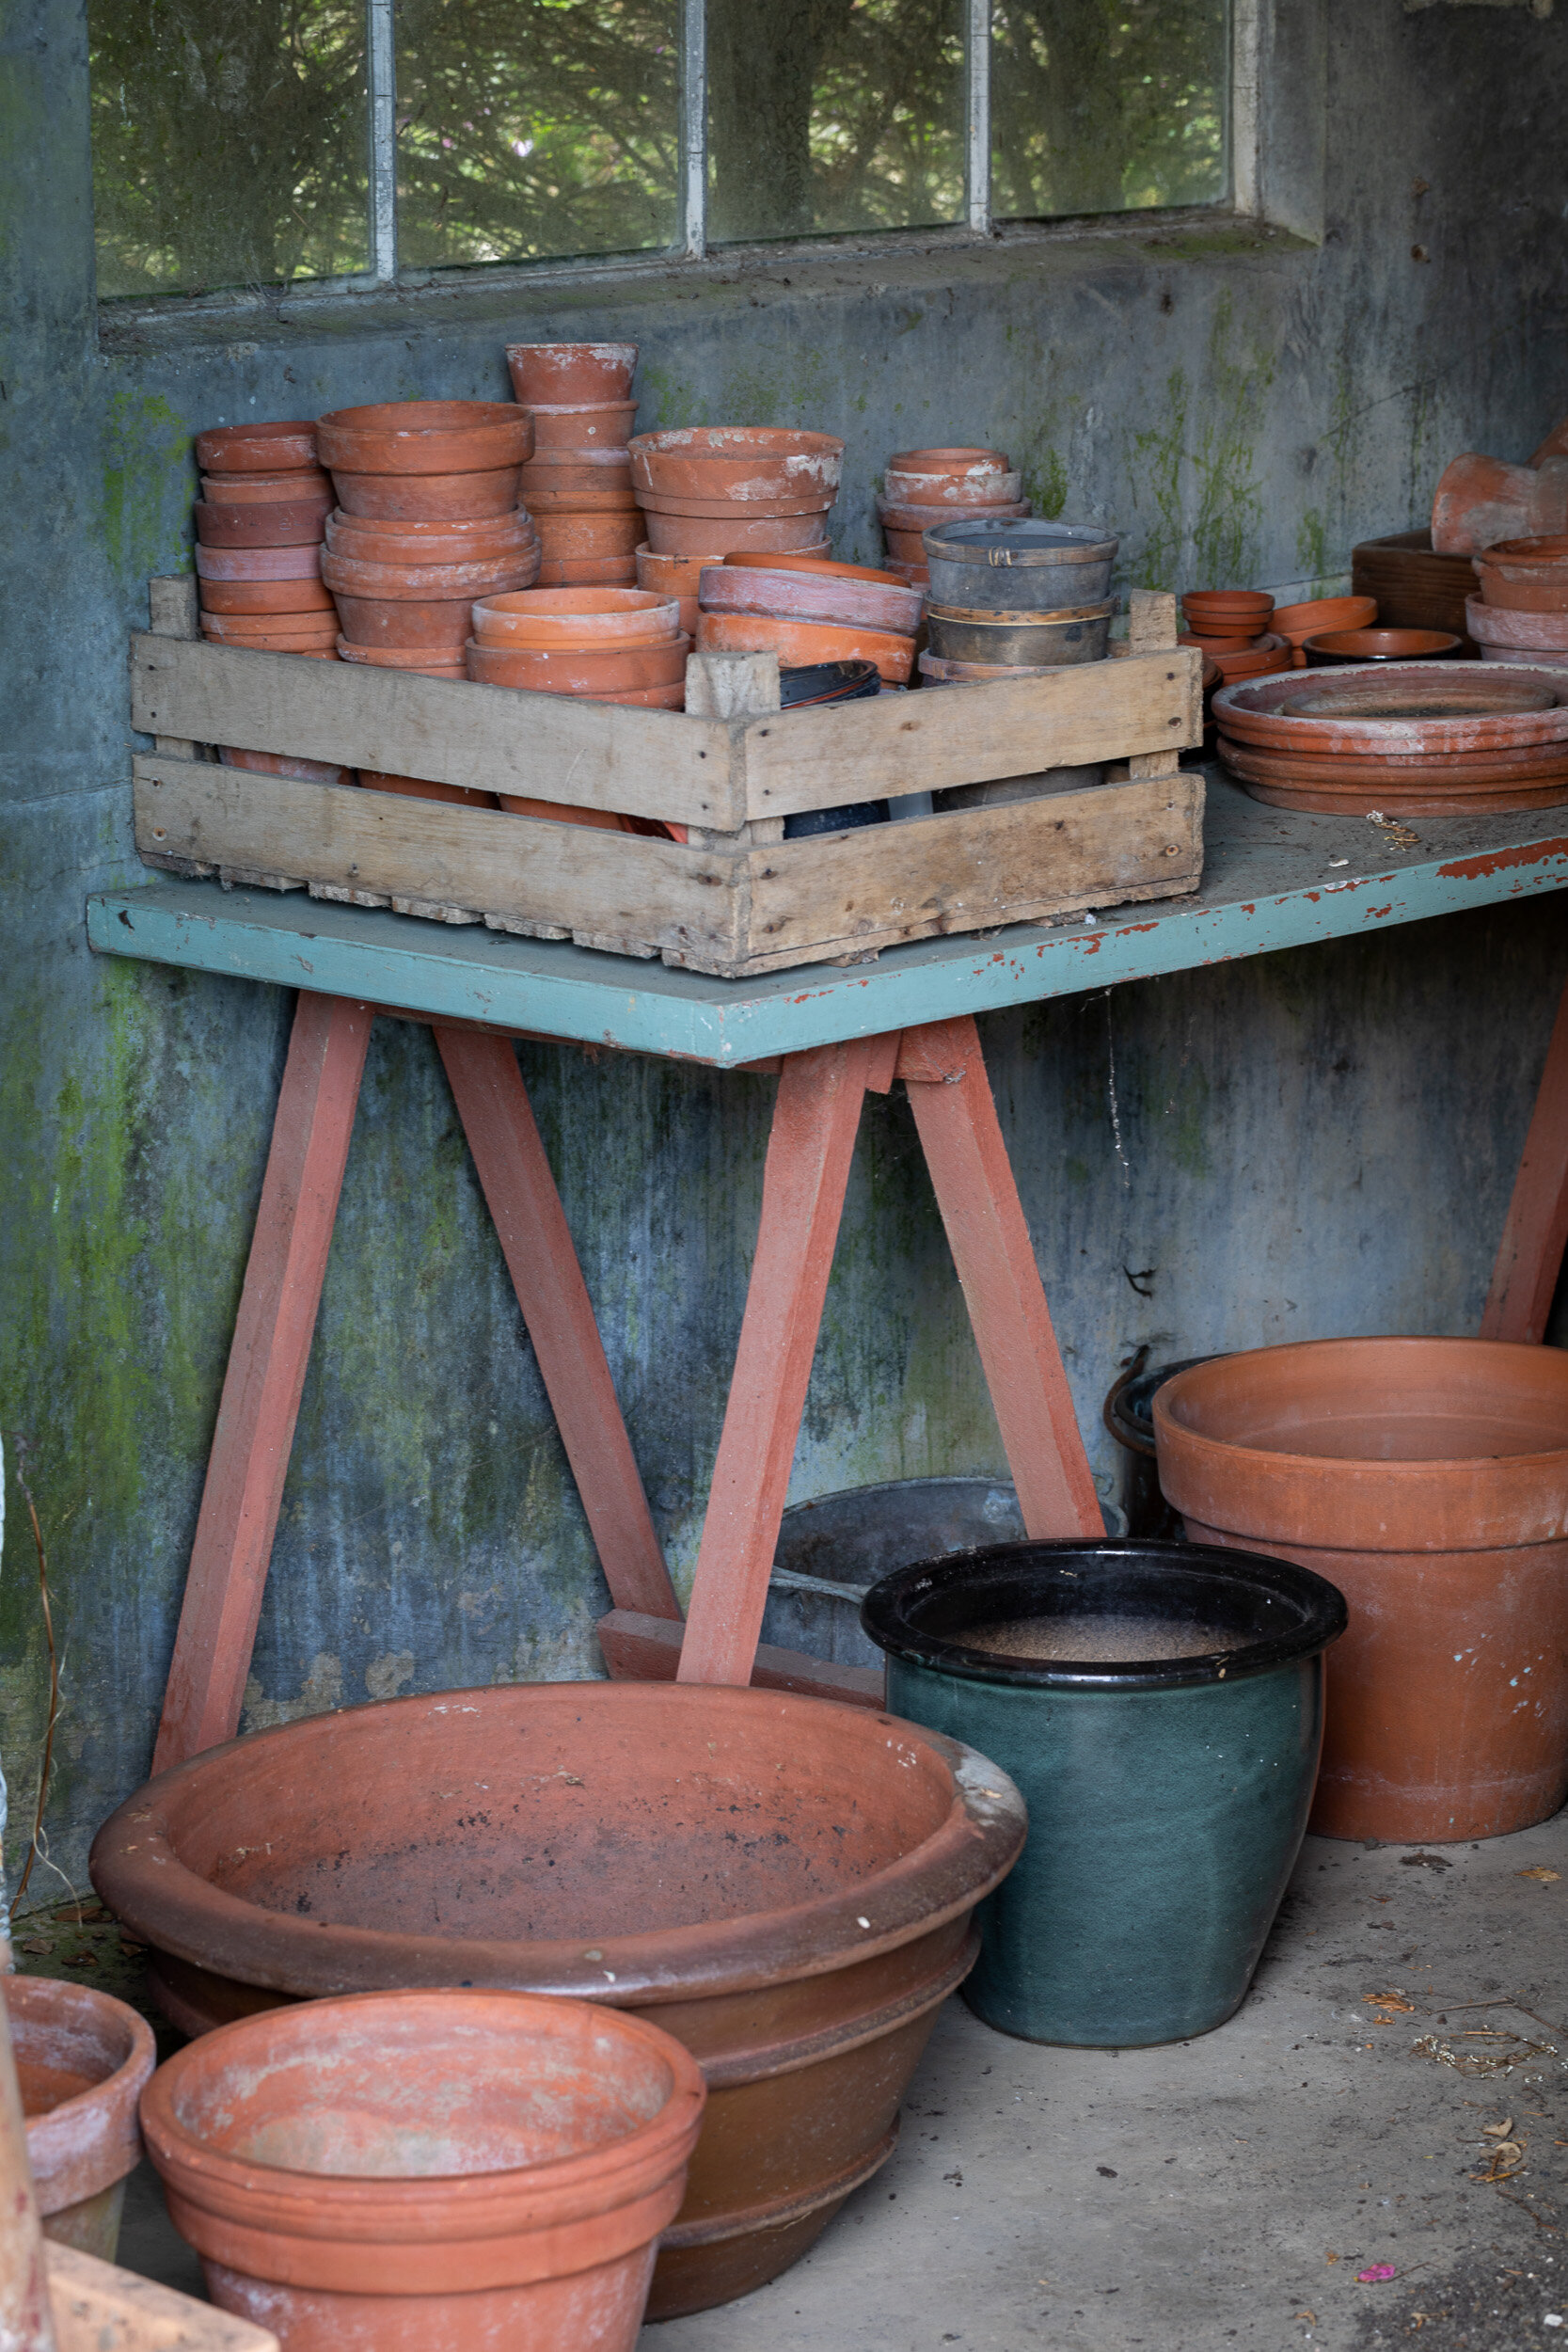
top-left (882, 527), bottom-right (931, 565)
top-left (332, 596), bottom-right (493, 652)
top-left (701, 563), bottom-right (923, 638)
top-left (635, 545), bottom-right (706, 596)
top-left (220, 747), bottom-right (354, 785)
top-left (526, 400), bottom-right (639, 449)
top-left (521, 441), bottom-right (635, 475)
top-left (194, 497), bottom-right (329, 549)
top-left (1478, 644), bottom-right (1568, 668)
top-left (637, 489), bottom-right (836, 525)
top-left (1433, 453), bottom-right (1568, 556)
top-left (199, 578), bottom-right (336, 616)
top-left (877, 497), bottom-right (1030, 532)
top-left (466, 635), bottom-right (691, 692)
top-left (532, 510), bottom-right (643, 560)
top-left (195, 421), bottom-right (318, 473)
top-left (696, 609), bottom-right (913, 685)
top-left (91, 1681), bottom-right (1025, 2322)
top-left (332, 467), bottom-right (523, 521)
top-left (1217, 730), bottom-right (1568, 807)
top-left (196, 543), bottom-right (322, 583)
top-left (200, 611), bottom-right (340, 644)
top-left (336, 640), bottom-right (467, 676)
top-left (1179, 628), bottom-right (1263, 656)
top-left (1214, 662), bottom-right (1568, 755)
top-left (317, 401), bottom-right (531, 478)
top-left (6, 1976), bottom-right (155, 2262)
top-left (536, 554), bottom-right (641, 587)
top-left (1271, 595), bottom-right (1378, 644)
top-left (201, 468), bottom-right (332, 506)
top-left (629, 426), bottom-right (844, 507)
top-left (1183, 592), bottom-right (1274, 630)
top-left (887, 444), bottom-right (1009, 478)
top-left (141, 1988), bottom-right (705, 2352)
top-left (641, 509), bottom-right (830, 558)
top-left (520, 482), bottom-right (639, 512)
top-left (1304, 627), bottom-right (1462, 664)
top-left (1211, 638), bottom-right (1292, 683)
top-left (322, 548), bottom-right (538, 601)
top-left (883, 467), bottom-right (1023, 508)
top-left (1474, 535), bottom-right (1568, 611)
top-left (325, 511), bottom-right (537, 567)
top-left (1465, 594), bottom-right (1568, 651)
top-left (471, 588), bottom-right (680, 648)
top-left (505, 342), bottom-right (639, 405)
top-left (359, 771), bottom-right (496, 806)
top-left (1154, 1339), bottom-right (1568, 1843)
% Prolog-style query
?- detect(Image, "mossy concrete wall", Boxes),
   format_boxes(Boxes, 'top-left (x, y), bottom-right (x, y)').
top-left (3, 1), bottom-right (1567, 1889)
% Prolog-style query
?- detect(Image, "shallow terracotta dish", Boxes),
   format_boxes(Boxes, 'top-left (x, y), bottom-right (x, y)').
top-left (317, 401), bottom-right (531, 478)
top-left (195, 421), bottom-right (318, 473)
top-left (1465, 594), bottom-right (1568, 652)
top-left (1473, 534), bottom-right (1568, 612)
top-left (505, 340), bottom-right (638, 404)
top-left (696, 609), bottom-right (914, 685)
top-left (471, 588), bottom-right (681, 648)
top-left (336, 640), bottom-right (467, 675)
top-left (331, 466), bottom-right (523, 521)
top-left (1179, 628), bottom-right (1261, 656)
top-left (1304, 627), bottom-right (1461, 664)
top-left (91, 1681), bottom-right (1024, 2322)
top-left (1271, 595), bottom-right (1377, 644)
top-left (199, 608), bottom-right (339, 642)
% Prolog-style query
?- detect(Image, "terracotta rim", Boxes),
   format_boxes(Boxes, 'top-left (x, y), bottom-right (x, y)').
top-left (201, 469), bottom-right (332, 506)
top-left (472, 588), bottom-right (681, 646)
top-left (697, 610), bottom-right (914, 684)
top-left (629, 427), bottom-right (845, 501)
top-left (725, 553), bottom-right (900, 586)
top-left (322, 549), bottom-right (540, 599)
top-left (199, 579), bottom-right (335, 615)
top-left (638, 487), bottom-right (838, 521)
top-left (1212, 662), bottom-right (1568, 753)
top-left (533, 512), bottom-right (644, 556)
top-left (887, 446), bottom-right (1010, 474)
top-left (1477, 534), bottom-right (1568, 573)
top-left (1217, 734), bottom-right (1568, 792)
top-left (467, 635), bottom-right (690, 689)
top-left (325, 512), bottom-right (536, 565)
top-left (1305, 628), bottom-right (1461, 661)
top-left (504, 342), bottom-right (639, 402)
top-left (200, 610), bottom-right (338, 640)
top-left (883, 469), bottom-right (1024, 507)
top-left (1465, 594), bottom-right (1568, 649)
top-left (636, 547), bottom-right (708, 592)
top-left (642, 512), bottom-right (830, 557)
top-left (195, 421), bottom-right (318, 473)
top-left (1271, 596), bottom-right (1379, 642)
top-left (699, 565), bottom-right (923, 637)
top-left (317, 402), bottom-right (531, 476)
top-left (7, 1977), bottom-right (156, 2212)
top-left (537, 555), bottom-right (641, 585)
top-left (196, 543), bottom-right (323, 581)
top-left (90, 1682), bottom-right (1027, 2007)
top-left (336, 639), bottom-right (467, 671)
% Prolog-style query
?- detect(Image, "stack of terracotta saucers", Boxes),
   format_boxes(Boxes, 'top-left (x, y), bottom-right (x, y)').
top-left (317, 402), bottom-right (537, 683)
top-left (1180, 588), bottom-right (1291, 686)
top-left (506, 342), bottom-right (642, 590)
top-left (1270, 595), bottom-right (1377, 668)
top-left (694, 554), bottom-right (922, 686)
top-left (1466, 536), bottom-right (1568, 668)
top-left (629, 428), bottom-right (843, 573)
top-left (877, 448), bottom-right (1030, 590)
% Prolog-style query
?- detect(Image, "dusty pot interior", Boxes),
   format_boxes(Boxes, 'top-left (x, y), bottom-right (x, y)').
top-left (5, 1973), bottom-right (155, 2259)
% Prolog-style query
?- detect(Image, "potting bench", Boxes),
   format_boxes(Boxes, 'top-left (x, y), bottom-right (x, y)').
top-left (89, 752), bottom-right (1568, 1767)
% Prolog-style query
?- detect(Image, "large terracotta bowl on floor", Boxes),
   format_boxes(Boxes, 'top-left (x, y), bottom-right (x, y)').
top-left (91, 1681), bottom-right (1024, 2320)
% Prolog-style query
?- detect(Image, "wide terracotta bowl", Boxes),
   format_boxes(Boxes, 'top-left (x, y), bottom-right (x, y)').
top-left (1305, 626), bottom-right (1461, 664)
top-left (91, 1682), bottom-right (1023, 2321)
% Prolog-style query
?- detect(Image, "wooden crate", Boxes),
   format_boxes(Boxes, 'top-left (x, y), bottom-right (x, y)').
top-left (131, 580), bottom-right (1204, 979)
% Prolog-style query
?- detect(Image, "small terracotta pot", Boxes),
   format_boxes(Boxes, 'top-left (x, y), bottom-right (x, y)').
top-left (332, 596), bottom-right (492, 651)
top-left (1271, 595), bottom-right (1378, 644)
top-left (519, 480), bottom-right (638, 511)
top-left (630, 426), bottom-right (844, 507)
top-left (527, 400), bottom-right (639, 448)
top-left (1179, 629), bottom-right (1263, 656)
top-left (641, 509), bottom-right (830, 558)
top-left (322, 548), bottom-right (540, 601)
top-left (201, 610), bottom-right (340, 644)
top-left (1212, 637), bottom-right (1292, 682)
top-left (532, 509), bottom-right (643, 560)
top-left (220, 747), bottom-right (354, 785)
top-left (196, 542), bottom-right (323, 583)
top-left (325, 510), bottom-right (537, 565)
top-left (472, 588), bottom-right (680, 648)
top-left (337, 640), bottom-right (467, 677)
top-left (882, 527), bottom-right (932, 565)
top-left (1432, 453), bottom-right (1568, 556)
top-left (1474, 535), bottom-right (1568, 611)
top-left (699, 563), bottom-right (922, 638)
top-left (359, 771), bottom-right (496, 806)
top-left (467, 635), bottom-right (691, 691)
top-left (1183, 592), bottom-right (1274, 630)
top-left (195, 421), bottom-right (318, 473)
top-left (1154, 1338), bottom-right (1568, 1843)
top-left (331, 467), bottom-right (523, 521)
top-left (199, 577), bottom-right (336, 616)
top-left (141, 1988), bottom-right (705, 2352)
top-left (7, 1976), bottom-right (155, 2262)
top-left (877, 497), bottom-right (1030, 532)
top-left (636, 546), bottom-right (707, 598)
top-left (536, 554), bottom-right (641, 587)
top-left (201, 469), bottom-right (332, 507)
top-left (883, 468), bottom-right (1023, 508)
top-left (505, 342), bottom-right (639, 405)
top-left (1304, 627), bottom-right (1462, 664)
top-left (696, 609), bottom-right (914, 686)
top-left (1465, 595), bottom-right (1568, 652)
top-left (887, 445), bottom-right (1010, 478)
top-left (194, 497), bottom-right (330, 549)
top-left (317, 401), bottom-right (531, 477)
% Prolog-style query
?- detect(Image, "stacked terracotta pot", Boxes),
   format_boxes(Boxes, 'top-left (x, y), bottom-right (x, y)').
top-left (877, 448), bottom-right (1030, 589)
top-left (1465, 535), bottom-right (1568, 667)
top-left (506, 342), bottom-right (642, 590)
top-left (1270, 594), bottom-right (1377, 668)
top-left (694, 553), bottom-right (922, 685)
top-left (316, 402), bottom-right (538, 684)
top-left (1180, 589), bottom-right (1291, 686)
top-left (628, 426), bottom-right (843, 606)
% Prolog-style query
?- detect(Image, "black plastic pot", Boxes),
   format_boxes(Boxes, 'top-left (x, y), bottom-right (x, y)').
top-left (863, 1538), bottom-right (1346, 2046)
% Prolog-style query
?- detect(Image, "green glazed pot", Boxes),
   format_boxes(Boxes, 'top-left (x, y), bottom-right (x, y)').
top-left (863, 1539), bottom-right (1346, 2047)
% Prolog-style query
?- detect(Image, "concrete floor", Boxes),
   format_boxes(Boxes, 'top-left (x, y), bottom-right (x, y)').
top-left (108, 1809), bottom-right (1567, 2352)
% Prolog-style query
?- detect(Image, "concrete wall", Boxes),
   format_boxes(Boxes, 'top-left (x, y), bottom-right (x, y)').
top-left (3, 0), bottom-right (1567, 1891)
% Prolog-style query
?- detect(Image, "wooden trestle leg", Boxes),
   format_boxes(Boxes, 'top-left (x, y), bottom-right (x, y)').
top-left (154, 993), bottom-right (372, 1772)
top-left (1481, 969), bottom-right (1568, 1345)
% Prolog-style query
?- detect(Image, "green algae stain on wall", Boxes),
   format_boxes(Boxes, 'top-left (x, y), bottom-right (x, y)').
top-left (101, 390), bottom-right (192, 583)
top-left (1128, 294), bottom-right (1275, 590)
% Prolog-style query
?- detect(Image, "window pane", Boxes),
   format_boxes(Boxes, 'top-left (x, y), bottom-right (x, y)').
top-left (991, 0), bottom-right (1229, 221)
top-left (708, 0), bottom-right (965, 245)
top-left (395, 0), bottom-right (680, 268)
top-left (89, 1), bottom-right (368, 297)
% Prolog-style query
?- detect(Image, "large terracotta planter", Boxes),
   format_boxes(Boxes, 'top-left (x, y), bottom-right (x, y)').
top-left (141, 1988), bottom-right (704, 2352)
top-left (91, 1682), bottom-right (1024, 2320)
top-left (1153, 1338), bottom-right (1568, 1842)
top-left (6, 1975), bottom-right (155, 2260)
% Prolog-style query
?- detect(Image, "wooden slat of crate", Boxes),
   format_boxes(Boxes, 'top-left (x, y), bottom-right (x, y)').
top-left (134, 755), bottom-right (1204, 978)
top-left (130, 625), bottom-right (1199, 825)
top-left (131, 634), bottom-right (744, 831)
top-left (738, 651), bottom-right (1200, 819)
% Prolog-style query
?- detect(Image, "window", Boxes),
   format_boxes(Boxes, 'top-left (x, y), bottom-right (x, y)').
top-left (89, 1), bottom-right (1233, 302)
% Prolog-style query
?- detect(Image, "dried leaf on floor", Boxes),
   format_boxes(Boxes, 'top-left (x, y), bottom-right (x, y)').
top-left (1519, 1868), bottom-right (1560, 1884)
top-left (1472, 2137), bottom-right (1528, 2182)
top-left (1481, 2117), bottom-right (1515, 2137)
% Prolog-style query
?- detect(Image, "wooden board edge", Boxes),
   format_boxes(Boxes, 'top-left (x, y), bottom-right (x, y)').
top-left (596, 1608), bottom-right (886, 1708)
top-left (46, 2244), bottom-right (278, 2352)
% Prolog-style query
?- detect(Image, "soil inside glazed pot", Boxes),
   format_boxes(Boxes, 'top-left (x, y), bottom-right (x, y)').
top-left (956, 1613), bottom-right (1242, 1663)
